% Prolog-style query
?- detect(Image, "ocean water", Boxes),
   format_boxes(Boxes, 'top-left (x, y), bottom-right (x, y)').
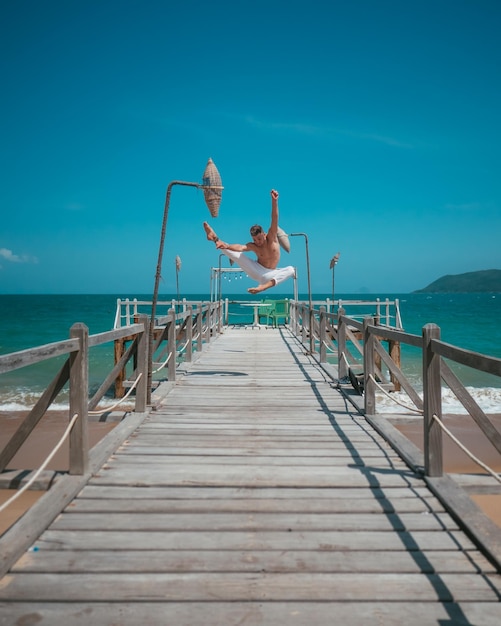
top-left (1, 293), bottom-right (500, 414)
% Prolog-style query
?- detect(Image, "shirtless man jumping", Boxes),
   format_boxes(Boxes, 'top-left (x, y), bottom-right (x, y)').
top-left (203, 189), bottom-right (295, 294)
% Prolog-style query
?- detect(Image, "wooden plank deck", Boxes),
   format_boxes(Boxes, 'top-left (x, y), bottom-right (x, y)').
top-left (1, 327), bottom-right (501, 625)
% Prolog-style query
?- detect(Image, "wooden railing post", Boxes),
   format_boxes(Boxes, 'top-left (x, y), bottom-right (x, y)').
top-left (217, 301), bottom-right (222, 334)
top-left (309, 308), bottom-right (315, 355)
top-left (186, 305), bottom-right (193, 362)
top-left (201, 304), bottom-right (209, 345)
top-left (205, 305), bottom-right (211, 344)
top-left (337, 307), bottom-right (347, 380)
top-left (389, 339), bottom-right (401, 391)
top-left (423, 323), bottom-right (443, 477)
top-left (301, 304), bottom-right (307, 345)
top-left (69, 323), bottom-right (89, 475)
top-left (197, 308), bottom-right (203, 351)
top-left (167, 309), bottom-right (176, 381)
top-left (135, 315), bottom-right (149, 412)
top-left (209, 302), bottom-right (216, 340)
top-left (114, 337), bottom-right (125, 398)
top-left (319, 307), bottom-right (327, 363)
top-left (363, 317), bottom-right (376, 415)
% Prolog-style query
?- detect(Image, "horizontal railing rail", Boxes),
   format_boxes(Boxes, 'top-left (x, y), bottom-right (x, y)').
top-left (0, 319), bottom-right (149, 477)
top-left (288, 301), bottom-right (501, 481)
top-left (0, 301), bottom-right (223, 485)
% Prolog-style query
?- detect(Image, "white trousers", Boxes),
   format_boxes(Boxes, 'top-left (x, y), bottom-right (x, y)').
top-left (222, 250), bottom-right (295, 286)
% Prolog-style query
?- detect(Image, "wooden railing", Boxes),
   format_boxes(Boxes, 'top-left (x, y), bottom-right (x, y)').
top-left (0, 321), bottom-right (148, 476)
top-left (3, 294), bottom-right (499, 484)
top-left (0, 302), bottom-right (222, 478)
top-left (289, 301), bottom-right (501, 480)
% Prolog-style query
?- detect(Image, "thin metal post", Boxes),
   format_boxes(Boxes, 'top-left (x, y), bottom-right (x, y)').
top-left (148, 178), bottom-right (217, 403)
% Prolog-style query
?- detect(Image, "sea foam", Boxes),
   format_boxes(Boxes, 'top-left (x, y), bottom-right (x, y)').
top-left (376, 386), bottom-right (501, 416)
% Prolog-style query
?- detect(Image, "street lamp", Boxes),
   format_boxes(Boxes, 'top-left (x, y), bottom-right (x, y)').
top-left (330, 251), bottom-right (340, 306)
top-left (289, 232), bottom-right (313, 353)
top-left (175, 255), bottom-right (182, 310)
top-left (148, 158), bottom-right (223, 402)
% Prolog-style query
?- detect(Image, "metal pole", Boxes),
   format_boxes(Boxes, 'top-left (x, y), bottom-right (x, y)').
top-left (148, 180), bottom-right (201, 404)
top-left (330, 252), bottom-right (340, 305)
top-left (290, 232), bottom-right (313, 353)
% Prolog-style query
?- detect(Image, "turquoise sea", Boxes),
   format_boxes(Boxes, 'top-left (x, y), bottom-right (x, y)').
top-left (1, 293), bottom-right (500, 414)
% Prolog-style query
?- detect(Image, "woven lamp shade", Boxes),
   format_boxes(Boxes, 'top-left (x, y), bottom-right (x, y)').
top-left (175, 255), bottom-right (182, 271)
top-left (330, 252), bottom-right (340, 269)
top-left (202, 158), bottom-right (223, 217)
top-left (277, 226), bottom-right (291, 253)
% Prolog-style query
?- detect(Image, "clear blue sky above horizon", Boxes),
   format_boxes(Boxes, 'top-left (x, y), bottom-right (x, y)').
top-left (2, 0), bottom-right (500, 297)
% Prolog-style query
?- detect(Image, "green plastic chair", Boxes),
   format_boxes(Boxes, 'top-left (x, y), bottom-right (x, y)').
top-left (258, 299), bottom-right (275, 325)
top-left (268, 299), bottom-right (289, 327)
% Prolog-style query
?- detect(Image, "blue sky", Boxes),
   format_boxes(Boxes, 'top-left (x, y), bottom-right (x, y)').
top-left (1, 0), bottom-right (500, 296)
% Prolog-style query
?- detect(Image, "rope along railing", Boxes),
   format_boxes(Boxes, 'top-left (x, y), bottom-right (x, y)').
top-left (88, 373), bottom-right (143, 415)
top-left (369, 374), bottom-right (424, 414)
top-left (152, 352), bottom-right (172, 374)
top-left (340, 351), bottom-right (353, 370)
top-left (322, 340), bottom-right (336, 353)
top-left (289, 304), bottom-right (501, 483)
top-left (178, 337), bottom-right (193, 354)
top-left (432, 413), bottom-right (501, 484)
top-left (0, 413), bottom-right (79, 513)
top-left (0, 300), bottom-right (223, 519)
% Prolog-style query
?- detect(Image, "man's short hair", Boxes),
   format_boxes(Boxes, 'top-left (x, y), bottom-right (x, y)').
top-left (250, 224), bottom-right (263, 236)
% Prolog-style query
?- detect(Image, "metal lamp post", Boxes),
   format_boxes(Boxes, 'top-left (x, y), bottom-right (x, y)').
top-left (289, 232), bottom-right (313, 354)
top-left (148, 158), bottom-right (223, 402)
top-left (175, 255), bottom-right (182, 314)
top-left (175, 255), bottom-right (182, 303)
top-left (330, 252), bottom-right (340, 307)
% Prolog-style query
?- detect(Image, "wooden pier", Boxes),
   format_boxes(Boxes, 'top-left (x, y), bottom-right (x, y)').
top-left (1, 326), bottom-right (501, 624)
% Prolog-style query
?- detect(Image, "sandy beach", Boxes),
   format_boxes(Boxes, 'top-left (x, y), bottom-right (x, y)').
top-left (1, 411), bottom-right (501, 536)
top-left (394, 414), bottom-right (501, 527)
top-left (0, 410), bottom-right (117, 536)
top-left (393, 414), bottom-right (501, 473)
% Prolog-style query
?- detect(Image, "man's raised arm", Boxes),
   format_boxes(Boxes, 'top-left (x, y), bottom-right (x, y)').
top-left (268, 189), bottom-right (279, 238)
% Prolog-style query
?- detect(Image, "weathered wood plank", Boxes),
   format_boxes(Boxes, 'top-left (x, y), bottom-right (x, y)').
top-left (2, 326), bottom-right (500, 621)
top-left (89, 464), bottom-right (424, 488)
top-left (32, 529), bottom-right (477, 551)
top-left (1, 572), bottom-right (499, 602)
top-left (67, 494), bottom-right (444, 513)
top-left (426, 474), bottom-right (501, 575)
top-left (11, 548), bottom-right (494, 575)
top-left (0, 410), bottom-right (149, 579)
top-left (106, 453), bottom-right (407, 467)
top-left (51, 511), bottom-right (458, 532)
top-left (118, 442), bottom-right (406, 454)
top-left (77, 484), bottom-right (439, 501)
top-left (122, 426), bottom-right (398, 438)
top-left (1, 601), bottom-right (501, 626)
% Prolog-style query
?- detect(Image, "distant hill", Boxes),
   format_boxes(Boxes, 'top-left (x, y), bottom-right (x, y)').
top-left (414, 269), bottom-right (501, 293)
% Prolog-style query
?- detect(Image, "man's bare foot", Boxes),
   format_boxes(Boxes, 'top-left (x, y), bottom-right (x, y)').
top-left (248, 280), bottom-right (275, 294)
top-left (203, 221), bottom-right (219, 243)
